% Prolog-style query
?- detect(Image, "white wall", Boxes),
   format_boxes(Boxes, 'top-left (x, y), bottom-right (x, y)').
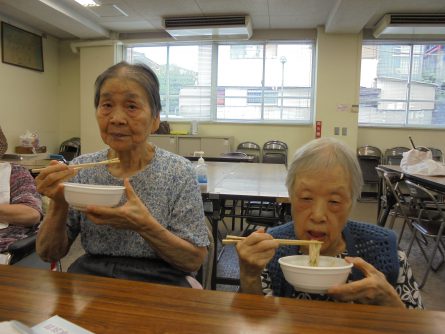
top-left (0, 33), bottom-right (61, 154)
top-left (58, 41), bottom-right (81, 143)
top-left (314, 27), bottom-right (361, 150)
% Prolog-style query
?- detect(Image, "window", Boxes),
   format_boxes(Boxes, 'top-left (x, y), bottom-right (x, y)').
top-left (359, 43), bottom-right (445, 127)
top-left (126, 42), bottom-right (314, 123)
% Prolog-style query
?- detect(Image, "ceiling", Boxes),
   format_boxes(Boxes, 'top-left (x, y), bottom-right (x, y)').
top-left (0, 0), bottom-right (444, 40)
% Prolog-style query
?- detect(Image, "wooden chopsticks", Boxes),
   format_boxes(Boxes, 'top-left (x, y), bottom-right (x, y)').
top-left (222, 235), bottom-right (323, 246)
top-left (223, 234), bottom-right (322, 266)
top-left (31, 158), bottom-right (120, 173)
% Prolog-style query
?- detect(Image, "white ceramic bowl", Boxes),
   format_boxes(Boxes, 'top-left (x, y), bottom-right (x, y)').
top-left (63, 182), bottom-right (125, 210)
top-left (278, 255), bottom-right (353, 294)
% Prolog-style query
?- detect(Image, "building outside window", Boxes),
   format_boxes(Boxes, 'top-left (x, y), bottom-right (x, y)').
top-left (359, 43), bottom-right (445, 127)
top-left (126, 42), bottom-right (314, 123)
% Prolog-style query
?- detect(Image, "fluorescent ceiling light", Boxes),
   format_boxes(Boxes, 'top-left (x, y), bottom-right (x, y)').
top-left (74, 0), bottom-right (99, 7)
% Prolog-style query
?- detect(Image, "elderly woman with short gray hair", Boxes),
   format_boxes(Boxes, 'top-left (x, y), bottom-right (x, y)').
top-left (235, 137), bottom-right (423, 308)
top-left (35, 62), bottom-right (209, 287)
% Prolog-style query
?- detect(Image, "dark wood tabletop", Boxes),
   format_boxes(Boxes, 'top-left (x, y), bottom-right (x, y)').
top-left (1, 266), bottom-right (444, 333)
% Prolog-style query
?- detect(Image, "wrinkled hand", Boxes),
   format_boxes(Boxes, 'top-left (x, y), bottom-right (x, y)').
top-left (327, 257), bottom-right (404, 307)
top-left (237, 229), bottom-right (279, 278)
top-left (85, 178), bottom-right (156, 232)
top-left (35, 160), bottom-right (76, 203)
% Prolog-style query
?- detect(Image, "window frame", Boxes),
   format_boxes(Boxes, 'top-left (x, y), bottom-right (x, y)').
top-left (359, 40), bottom-right (445, 129)
top-left (125, 40), bottom-right (315, 125)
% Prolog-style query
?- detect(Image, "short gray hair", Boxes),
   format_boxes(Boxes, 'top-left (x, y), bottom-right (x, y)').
top-left (286, 137), bottom-right (363, 203)
top-left (94, 61), bottom-right (161, 119)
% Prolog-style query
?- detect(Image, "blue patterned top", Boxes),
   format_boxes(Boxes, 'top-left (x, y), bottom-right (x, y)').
top-left (66, 146), bottom-right (209, 258)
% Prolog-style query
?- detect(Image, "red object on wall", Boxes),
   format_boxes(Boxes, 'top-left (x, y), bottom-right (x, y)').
top-left (315, 121), bottom-right (322, 138)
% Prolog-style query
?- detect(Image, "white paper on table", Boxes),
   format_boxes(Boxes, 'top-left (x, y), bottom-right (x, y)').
top-left (32, 315), bottom-right (94, 334)
top-left (0, 321), bottom-right (23, 334)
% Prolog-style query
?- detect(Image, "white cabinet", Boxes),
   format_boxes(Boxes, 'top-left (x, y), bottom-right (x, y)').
top-left (149, 135), bottom-right (177, 153)
top-left (200, 137), bottom-right (231, 156)
top-left (149, 135), bottom-right (233, 157)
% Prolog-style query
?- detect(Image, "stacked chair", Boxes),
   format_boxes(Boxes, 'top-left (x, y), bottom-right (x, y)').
top-left (236, 141), bottom-right (261, 163)
top-left (242, 140), bottom-right (289, 234)
top-left (375, 167), bottom-right (416, 245)
top-left (357, 145), bottom-right (382, 200)
top-left (262, 140), bottom-right (288, 166)
top-left (383, 146), bottom-right (410, 165)
top-left (428, 147), bottom-right (443, 162)
top-left (404, 180), bottom-right (445, 288)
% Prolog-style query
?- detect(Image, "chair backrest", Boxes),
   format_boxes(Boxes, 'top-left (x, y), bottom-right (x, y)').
top-left (263, 140), bottom-right (288, 152)
top-left (59, 137), bottom-right (81, 162)
top-left (357, 146), bottom-right (382, 184)
top-left (358, 158), bottom-right (380, 183)
top-left (357, 145), bottom-right (382, 159)
top-left (384, 146), bottom-right (410, 165)
top-left (237, 141), bottom-right (261, 151)
top-left (263, 140), bottom-right (288, 165)
top-left (376, 167), bottom-right (413, 220)
top-left (262, 152), bottom-right (286, 165)
top-left (428, 147), bottom-right (443, 162)
top-left (237, 141), bottom-right (261, 162)
top-left (404, 179), bottom-right (439, 205)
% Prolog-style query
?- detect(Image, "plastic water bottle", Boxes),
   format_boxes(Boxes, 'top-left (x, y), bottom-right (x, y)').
top-left (195, 152), bottom-right (208, 191)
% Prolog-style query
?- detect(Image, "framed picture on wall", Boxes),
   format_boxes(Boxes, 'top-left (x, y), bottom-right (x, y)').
top-left (1, 21), bottom-right (44, 72)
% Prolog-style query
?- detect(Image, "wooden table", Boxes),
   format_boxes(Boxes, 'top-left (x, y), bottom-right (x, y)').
top-left (1, 266), bottom-right (444, 334)
top-left (201, 162), bottom-right (288, 289)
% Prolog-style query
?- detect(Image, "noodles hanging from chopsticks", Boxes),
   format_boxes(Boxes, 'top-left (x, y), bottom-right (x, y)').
top-left (308, 242), bottom-right (322, 267)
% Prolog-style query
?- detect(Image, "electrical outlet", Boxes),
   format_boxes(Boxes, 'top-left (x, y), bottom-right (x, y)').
top-left (341, 127), bottom-right (347, 136)
top-left (334, 127), bottom-right (340, 135)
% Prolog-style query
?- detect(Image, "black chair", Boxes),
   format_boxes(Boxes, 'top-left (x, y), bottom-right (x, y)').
top-left (375, 167), bottom-right (416, 245)
top-left (428, 147), bottom-right (443, 162)
top-left (262, 140), bottom-right (288, 165)
top-left (405, 180), bottom-right (445, 288)
top-left (238, 140), bottom-right (288, 232)
top-left (357, 145), bottom-right (382, 199)
top-left (2, 234), bottom-right (38, 265)
top-left (237, 142), bottom-right (261, 162)
top-left (262, 152), bottom-right (287, 165)
top-left (59, 137), bottom-right (81, 162)
top-left (384, 146), bottom-right (410, 165)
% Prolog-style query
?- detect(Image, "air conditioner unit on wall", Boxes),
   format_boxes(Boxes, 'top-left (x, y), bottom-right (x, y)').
top-left (373, 13), bottom-right (445, 38)
top-left (163, 15), bottom-right (252, 41)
